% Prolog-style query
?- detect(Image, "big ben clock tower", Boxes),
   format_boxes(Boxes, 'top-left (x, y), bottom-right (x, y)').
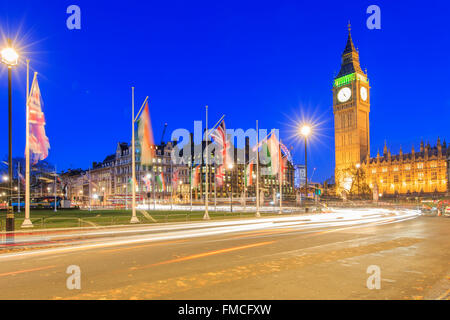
top-left (333, 23), bottom-right (370, 193)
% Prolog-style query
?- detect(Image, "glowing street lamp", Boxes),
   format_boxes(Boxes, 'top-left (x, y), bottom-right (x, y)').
top-left (1, 39), bottom-right (19, 234)
top-left (299, 124), bottom-right (312, 206)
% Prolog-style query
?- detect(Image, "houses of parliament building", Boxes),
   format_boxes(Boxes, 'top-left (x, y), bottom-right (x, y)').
top-left (333, 25), bottom-right (449, 197)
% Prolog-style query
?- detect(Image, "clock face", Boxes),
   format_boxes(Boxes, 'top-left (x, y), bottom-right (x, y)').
top-left (337, 87), bottom-right (352, 103)
top-left (360, 86), bottom-right (368, 101)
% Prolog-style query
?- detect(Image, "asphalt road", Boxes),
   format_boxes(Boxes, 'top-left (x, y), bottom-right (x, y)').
top-left (0, 208), bottom-right (449, 300)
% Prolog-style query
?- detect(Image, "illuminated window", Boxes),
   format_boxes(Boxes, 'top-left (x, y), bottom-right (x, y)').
top-left (394, 167), bottom-right (399, 172)
top-left (372, 169), bottom-right (377, 174)
top-left (431, 171), bottom-right (437, 180)
top-left (404, 165), bottom-right (410, 170)
top-left (382, 167), bottom-right (387, 173)
top-left (417, 163), bottom-right (424, 169)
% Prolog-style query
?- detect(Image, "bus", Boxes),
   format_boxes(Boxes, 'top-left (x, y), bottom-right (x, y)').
top-left (12, 196), bottom-right (62, 209)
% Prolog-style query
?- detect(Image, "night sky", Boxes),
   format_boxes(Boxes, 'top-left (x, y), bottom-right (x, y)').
top-left (0, 0), bottom-right (449, 182)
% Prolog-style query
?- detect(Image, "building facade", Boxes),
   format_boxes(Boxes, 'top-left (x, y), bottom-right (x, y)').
top-left (61, 141), bottom-right (191, 207)
top-left (333, 24), bottom-right (371, 194)
top-left (364, 140), bottom-right (449, 196)
top-left (333, 25), bottom-right (449, 196)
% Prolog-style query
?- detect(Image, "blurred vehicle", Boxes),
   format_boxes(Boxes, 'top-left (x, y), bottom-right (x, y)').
top-left (12, 196), bottom-right (62, 209)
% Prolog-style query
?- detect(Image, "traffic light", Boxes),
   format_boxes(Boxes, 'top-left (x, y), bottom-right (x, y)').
top-left (314, 188), bottom-right (322, 196)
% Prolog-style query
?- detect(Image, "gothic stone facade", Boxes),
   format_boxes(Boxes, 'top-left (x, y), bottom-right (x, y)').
top-left (333, 25), bottom-right (449, 196)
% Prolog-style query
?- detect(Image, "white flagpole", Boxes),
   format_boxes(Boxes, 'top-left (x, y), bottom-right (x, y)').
top-left (203, 105), bottom-right (210, 220)
top-left (89, 167), bottom-right (92, 211)
top-left (279, 138), bottom-right (282, 214)
top-left (54, 165), bottom-right (57, 213)
top-left (22, 62), bottom-right (33, 227)
top-left (244, 162), bottom-right (246, 212)
top-left (256, 120), bottom-right (260, 217)
top-left (190, 166), bottom-right (193, 211)
top-left (153, 174), bottom-right (156, 210)
top-left (214, 164), bottom-right (217, 212)
top-left (170, 162), bottom-right (174, 210)
top-left (130, 87), bottom-right (139, 223)
top-left (17, 162), bottom-right (20, 213)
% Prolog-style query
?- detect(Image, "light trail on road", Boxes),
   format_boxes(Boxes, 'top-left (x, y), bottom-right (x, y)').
top-left (0, 208), bottom-right (420, 261)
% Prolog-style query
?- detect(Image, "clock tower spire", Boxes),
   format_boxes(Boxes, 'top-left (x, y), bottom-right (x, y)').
top-left (333, 24), bottom-right (371, 194)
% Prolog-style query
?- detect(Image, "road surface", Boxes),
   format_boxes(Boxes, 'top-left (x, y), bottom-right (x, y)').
top-left (0, 208), bottom-right (449, 300)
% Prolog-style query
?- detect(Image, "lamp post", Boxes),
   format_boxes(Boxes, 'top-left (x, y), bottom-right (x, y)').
top-left (228, 163), bottom-right (234, 212)
top-left (2, 39), bottom-right (19, 235)
top-left (300, 125), bottom-right (311, 210)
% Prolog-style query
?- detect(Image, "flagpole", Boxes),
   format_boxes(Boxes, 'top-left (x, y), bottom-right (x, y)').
top-left (22, 63), bottom-right (33, 228)
top-left (170, 162), bottom-right (174, 210)
top-left (190, 165), bottom-right (193, 211)
top-left (279, 138), bottom-right (282, 214)
top-left (214, 164), bottom-right (217, 212)
top-left (256, 120), bottom-right (260, 217)
top-left (89, 167), bottom-right (92, 212)
top-left (153, 174), bottom-right (156, 210)
top-left (244, 162), bottom-right (246, 212)
top-left (17, 162), bottom-right (20, 213)
top-left (54, 165), bottom-right (57, 213)
top-left (130, 87), bottom-right (139, 223)
top-left (203, 105), bottom-right (210, 220)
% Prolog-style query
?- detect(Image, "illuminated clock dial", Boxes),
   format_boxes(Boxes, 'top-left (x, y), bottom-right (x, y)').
top-left (337, 87), bottom-right (352, 103)
top-left (360, 86), bottom-right (368, 101)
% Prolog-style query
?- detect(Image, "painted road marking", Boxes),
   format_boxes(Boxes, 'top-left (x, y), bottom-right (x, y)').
top-left (132, 241), bottom-right (275, 269)
top-left (0, 265), bottom-right (56, 278)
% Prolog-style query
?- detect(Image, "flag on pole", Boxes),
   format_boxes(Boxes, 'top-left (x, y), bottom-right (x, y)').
top-left (128, 177), bottom-right (138, 191)
top-left (18, 172), bottom-right (25, 186)
top-left (156, 172), bottom-right (165, 191)
top-left (142, 176), bottom-right (151, 191)
top-left (245, 161), bottom-right (254, 187)
top-left (191, 165), bottom-right (200, 187)
top-left (172, 167), bottom-right (179, 187)
top-left (28, 74), bottom-right (50, 165)
top-left (279, 141), bottom-right (292, 163)
top-left (137, 102), bottom-right (155, 164)
top-left (215, 165), bottom-right (225, 187)
top-left (210, 120), bottom-right (231, 166)
top-left (266, 133), bottom-right (280, 176)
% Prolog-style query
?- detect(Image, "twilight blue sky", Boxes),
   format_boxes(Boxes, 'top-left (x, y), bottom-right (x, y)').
top-left (0, 0), bottom-right (449, 182)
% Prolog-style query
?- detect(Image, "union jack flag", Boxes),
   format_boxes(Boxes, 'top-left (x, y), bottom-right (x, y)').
top-left (27, 75), bottom-right (50, 165)
top-left (210, 120), bottom-right (231, 166)
top-left (215, 164), bottom-right (225, 187)
top-left (172, 167), bottom-right (179, 187)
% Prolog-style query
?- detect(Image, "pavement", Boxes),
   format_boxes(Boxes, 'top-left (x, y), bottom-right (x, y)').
top-left (0, 208), bottom-right (449, 300)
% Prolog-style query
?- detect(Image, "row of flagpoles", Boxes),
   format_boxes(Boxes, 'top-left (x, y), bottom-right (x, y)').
top-left (130, 92), bottom-right (289, 221)
top-left (18, 74), bottom-right (288, 227)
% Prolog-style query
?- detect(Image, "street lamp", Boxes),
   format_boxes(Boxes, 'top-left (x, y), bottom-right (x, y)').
top-left (299, 125), bottom-right (311, 208)
top-left (228, 163), bottom-right (234, 212)
top-left (2, 39), bottom-right (19, 234)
